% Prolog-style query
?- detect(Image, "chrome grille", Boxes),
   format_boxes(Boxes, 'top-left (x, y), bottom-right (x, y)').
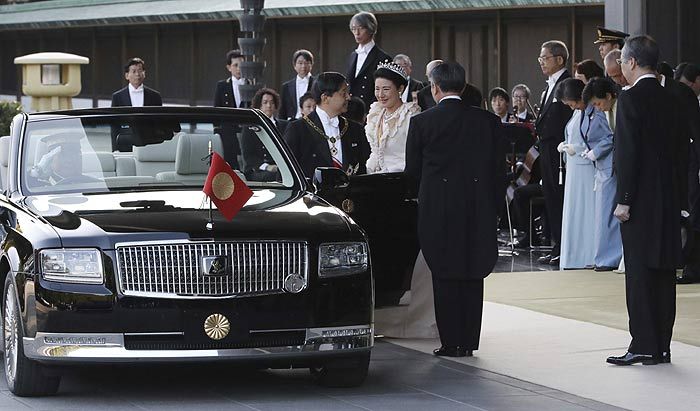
top-left (116, 241), bottom-right (307, 298)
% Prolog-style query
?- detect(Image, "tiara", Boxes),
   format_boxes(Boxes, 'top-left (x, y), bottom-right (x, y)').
top-left (376, 60), bottom-right (408, 80)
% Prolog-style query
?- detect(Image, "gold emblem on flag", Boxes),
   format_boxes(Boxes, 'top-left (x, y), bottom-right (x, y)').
top-left (203, 313), bottom-right (230, 340)
top-left (212, 172), bottom-right (234, 200)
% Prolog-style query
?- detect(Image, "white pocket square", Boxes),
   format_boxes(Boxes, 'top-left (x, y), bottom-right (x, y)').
top-left (351, 142), bottom-right (358, 147)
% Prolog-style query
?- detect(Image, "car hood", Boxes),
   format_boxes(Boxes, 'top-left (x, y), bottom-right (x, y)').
top-left (23, 189), bottom-right (354, 249)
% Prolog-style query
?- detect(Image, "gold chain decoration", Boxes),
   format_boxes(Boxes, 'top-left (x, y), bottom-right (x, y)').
top-left (303, 115), bottom-right (349, 157)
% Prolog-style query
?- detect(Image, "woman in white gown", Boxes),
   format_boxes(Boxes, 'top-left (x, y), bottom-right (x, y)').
top-left (365, 62), bottom-right (436, 338)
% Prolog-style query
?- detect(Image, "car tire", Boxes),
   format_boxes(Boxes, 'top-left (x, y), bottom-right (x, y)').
top-left (310, 351), bottom-right (370, 387)
top-left (3, 277), bottom-right (60, 397)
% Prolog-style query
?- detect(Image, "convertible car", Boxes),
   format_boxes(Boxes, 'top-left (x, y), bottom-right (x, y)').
top-left (0, 107), bottom-right (379, 396)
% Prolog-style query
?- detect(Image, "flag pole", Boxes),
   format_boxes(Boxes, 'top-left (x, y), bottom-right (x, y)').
top-left (206, 140), bottom-right (213, 231)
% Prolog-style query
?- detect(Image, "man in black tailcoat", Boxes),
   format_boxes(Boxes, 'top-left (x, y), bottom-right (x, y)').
top-left (279, 49), bottom-right (315, 121)
top-left (405, 62), bottom-right (504, 358)
top-left (346, 11), bottom-right (391, 113)
top-left (283, 72), bottom-right (370, 178)
top-left (607, 35), bottom-right (684, 366)
top-left (534, 40), bottom-right (573, 267)
top-left (111, 58), bottom-right (162, 108)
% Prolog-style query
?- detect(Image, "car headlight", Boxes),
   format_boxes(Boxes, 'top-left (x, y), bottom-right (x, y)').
top-left (40, 248), bottom-right (104, 284)
top-left (319, 242), bottom-right (368, 277)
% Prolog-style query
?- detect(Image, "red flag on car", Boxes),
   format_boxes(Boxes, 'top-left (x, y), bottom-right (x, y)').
top-left (203, 152), bottom-right (253, 221)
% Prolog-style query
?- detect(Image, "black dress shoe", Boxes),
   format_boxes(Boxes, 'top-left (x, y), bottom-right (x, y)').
top-left (433, 346), bottom-right (473, 357)
top-left (594, 266), bottom-right (616, 272)
top-left (606, 352), bottom-right (658, 365)
top-left (538, 254), bottom-right (552, 264)
top-left (549, 255), bottom-right (560, 266)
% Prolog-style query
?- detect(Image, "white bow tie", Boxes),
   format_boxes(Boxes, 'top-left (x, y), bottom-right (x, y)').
top-left (131, 88), bottom-right (144, 93)
top-left (322, 117), bottom-right (339, 128)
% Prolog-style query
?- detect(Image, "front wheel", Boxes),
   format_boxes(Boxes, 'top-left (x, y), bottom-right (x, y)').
top-left (3, 277), bottom-right (60, 396)
top-left (310, 351), bottom-right (370, 387)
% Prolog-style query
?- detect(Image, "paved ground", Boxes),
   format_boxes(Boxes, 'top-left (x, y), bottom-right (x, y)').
top-left (0, 250), bottom-right (697, 410)
top-left (0, 341), bottom-right (623, 411)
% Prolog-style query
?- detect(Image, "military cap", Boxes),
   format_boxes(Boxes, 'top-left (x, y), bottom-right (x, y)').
top-left (594, 27), bottom-right (630, 44)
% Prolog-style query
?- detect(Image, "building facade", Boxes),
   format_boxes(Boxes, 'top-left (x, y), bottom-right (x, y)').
top-left (0, 0), bottom-right (605, 108)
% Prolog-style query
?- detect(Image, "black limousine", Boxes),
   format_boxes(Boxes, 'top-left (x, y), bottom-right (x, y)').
top-left (0, 107), bottom-right (376, 396)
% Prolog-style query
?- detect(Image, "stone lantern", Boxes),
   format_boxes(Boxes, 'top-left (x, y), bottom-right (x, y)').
top-left (14, 52), bottom-right (89, 111)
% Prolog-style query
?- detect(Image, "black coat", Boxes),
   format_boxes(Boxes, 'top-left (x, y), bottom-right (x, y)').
top-left (416, 85), bottom-right (435, 111)
top-left (405, 98), bottom-right (504, 280)
top-left (213, 78), bottom-right (239, 108)
top-left (346, 45), bottom-right (392, 113)
top-left (535, 70), bottom-right (573, 142)
top-left (417, 83), bottom-right (482, 111)
top-left (279, 76), bottom-right (314, 120)
top-left (614, 77), bottom-right (683, 269)
top-left (241, 118), bottom-right (288, 182)
top-left (406, 78), bottom-right (424, 102)
top-left (111, 86), bottom-right (162, 107)
top-left (283, 111), bottom-right (370, 178)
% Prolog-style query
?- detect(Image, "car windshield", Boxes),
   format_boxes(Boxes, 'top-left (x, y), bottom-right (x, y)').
top-left (20, 114), bottom-right (298, 195)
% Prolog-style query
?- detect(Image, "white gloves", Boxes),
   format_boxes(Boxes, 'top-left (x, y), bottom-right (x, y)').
top-left (581, 149), bottom-right (597, 161)
top-left (556, 142), bottom-right (576, 156)
top-left (30, 146), bottom-right (61, 178)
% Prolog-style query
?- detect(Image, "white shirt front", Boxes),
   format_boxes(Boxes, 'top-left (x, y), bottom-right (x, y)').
top-left (401, 78), bottom-right (411, 103)
top-left (517, 110), bottom-right (528, 120)
top-left (295, 74), bottom-right (311, 118)
top-left (231, 77), bottom-right (245, 107)
top-left (355, 40), bottom-right (375, 78)
top-left (316, 107), bottom-right (342, 164)
top-left (128, 84), bottom-right (144, 107)
top-left (545, 68), bottom-right (567, 103)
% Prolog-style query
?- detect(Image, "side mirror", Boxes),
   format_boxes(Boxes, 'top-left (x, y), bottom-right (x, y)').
top-left (313, 167), bottom-right (349, 191)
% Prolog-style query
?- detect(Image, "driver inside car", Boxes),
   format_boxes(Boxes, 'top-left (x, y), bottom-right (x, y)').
top-left (29, 134), bottom-right (99, 186)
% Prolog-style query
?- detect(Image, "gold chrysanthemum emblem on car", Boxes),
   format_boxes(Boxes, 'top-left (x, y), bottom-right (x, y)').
top-left (203, 313), bottom-right (230, 340)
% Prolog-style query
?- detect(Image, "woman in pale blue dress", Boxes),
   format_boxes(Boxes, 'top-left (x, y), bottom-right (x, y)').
top-left (556, 78), bottom-right (596, 269)
top-left (581, 78), bottom-right (621, 271)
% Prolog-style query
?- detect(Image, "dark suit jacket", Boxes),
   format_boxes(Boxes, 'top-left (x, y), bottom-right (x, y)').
top-left (614, 77), bottom-right (683, 269)
top-left (279, 76), bottom-right (314, 120)
top-left (405, 98), bottom-right (504, 280)
top-left (406, 77), bottom-right (424, 102)
top-left (213, 78), bottom-right (238, 108)
top-left (663, 77), bottom-right (695, 211)
top-left (240, 118), bottom-right (288, 182)
top-left (417, 83), bottom-right (483, 111)
top-left (346, 45), bottom-right (392, 113)
top-left (111, 86), bottom-right (162, 107)
top-left (417, 85), bottom-right (435, 111)
top-left (283, 111), bottom-right (370, 178)
top-left (535, 70), bottom-right (573, 142)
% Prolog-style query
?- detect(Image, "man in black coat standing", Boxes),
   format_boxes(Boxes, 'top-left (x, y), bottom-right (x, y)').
top-left (607, 35), bottom-right (684, 366)
top-left (405, 62), bottom-right (504, 358)
top-left (283, 72), bottom-right (370, 178)
top-left (534, 40), bottom-right (573, 266)
top-left (279, 49), bottom-right (315, 120)
top-left (111, 57), bottom-right (162, 107)
top-left (346, 11), bottom-right (391, 113)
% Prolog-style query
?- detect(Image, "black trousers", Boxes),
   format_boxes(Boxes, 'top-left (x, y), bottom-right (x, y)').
top-left (431, 277), bottom-right (484, 350)
top-left (538, 140), bottom-right (564, 256)
top-left (511, 183), bottom-right (544, 233)
top-left (624, 247), bottom-right (676, 355)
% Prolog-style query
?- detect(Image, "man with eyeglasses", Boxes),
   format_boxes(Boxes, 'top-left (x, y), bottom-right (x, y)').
top-left (279, 49), bottom-right (315, 120)
top-left (534, 40), bottom-right (573, 267)
top-left (607, 35), bottom-right (684, 366)
top-left (346, 11), bottom-right (391, 114)
top-left (511, 84), bottom-right (535, 122)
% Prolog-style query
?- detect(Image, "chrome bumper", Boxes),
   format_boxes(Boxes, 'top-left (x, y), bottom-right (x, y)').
top-left (23, 325), bottom-right (373, 362)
